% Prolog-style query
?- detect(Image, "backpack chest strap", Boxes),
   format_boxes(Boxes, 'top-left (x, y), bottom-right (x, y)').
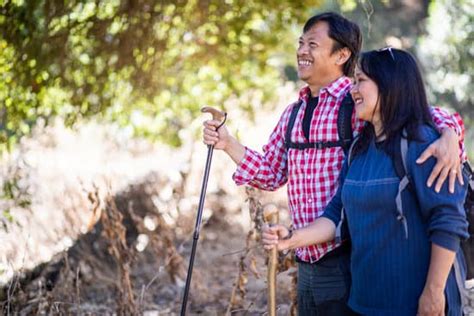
top-left (286, 140), bottom-right (346, 150)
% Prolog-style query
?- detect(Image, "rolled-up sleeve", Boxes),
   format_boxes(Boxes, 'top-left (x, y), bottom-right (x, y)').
top-left (232, 104), bottom-right (293, 191)
top-left (429, 106), bottom-right (467, 162)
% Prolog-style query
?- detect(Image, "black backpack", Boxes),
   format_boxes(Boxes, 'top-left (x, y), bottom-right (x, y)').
top-left (284, 92), bottom-right (354, 154)
top-left (461, 162), bottom-right (474, 279)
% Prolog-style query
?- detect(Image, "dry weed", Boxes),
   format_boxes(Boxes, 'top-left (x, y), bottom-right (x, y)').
top-left (101, 192), bottom-right (139, 315)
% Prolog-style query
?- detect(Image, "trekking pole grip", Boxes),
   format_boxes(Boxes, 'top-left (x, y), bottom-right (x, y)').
top-left (264, 204), bottom-right (279, 316)
top-left (201, 107), bottom-right (227, 130)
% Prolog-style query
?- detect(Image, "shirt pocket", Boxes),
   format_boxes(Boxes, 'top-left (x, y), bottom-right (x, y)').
top-left (343, 177), bottom-right (400, 214)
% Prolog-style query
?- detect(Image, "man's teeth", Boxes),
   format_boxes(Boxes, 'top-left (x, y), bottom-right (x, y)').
top-left (299, 60), bottom-right (312, 66)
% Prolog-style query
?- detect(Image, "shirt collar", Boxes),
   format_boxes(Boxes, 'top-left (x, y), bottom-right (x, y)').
top-left (298, 76), bottom-right (352, 102)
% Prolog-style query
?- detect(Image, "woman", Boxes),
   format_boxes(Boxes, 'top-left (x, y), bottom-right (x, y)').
top-left (262, 48), bottom-right (469, 316)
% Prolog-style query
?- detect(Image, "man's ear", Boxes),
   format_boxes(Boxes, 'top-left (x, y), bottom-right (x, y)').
top-left (336, 47), bottom-right (351, 66)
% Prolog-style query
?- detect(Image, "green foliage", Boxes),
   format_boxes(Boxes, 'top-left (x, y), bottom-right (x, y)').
top-left (1, 170), bottom-right (30, 206)
top-left (2, 209), bottom-right (13, 222)
top-left (0, 0), bottom-right (322, 147)
top-left (1, 172), bottom-right (28, 230)
top-left (326, 0), bottom-right (430, 51)
top-left (418, 0), bottom-right (474, 123)
top-left (4, 0), bottom-right (469, 149)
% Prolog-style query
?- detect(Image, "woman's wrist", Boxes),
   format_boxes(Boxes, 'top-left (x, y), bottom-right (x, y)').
top-left (279, 228), bottom-right (294, 251)
top-left (424, 281), bottom-right (445, 294)
top-left (281, 228), bottom-right (293, 240)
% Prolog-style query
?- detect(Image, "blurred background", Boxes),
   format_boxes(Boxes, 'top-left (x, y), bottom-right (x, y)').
top-left (0, 0), bottom-right (472, 314)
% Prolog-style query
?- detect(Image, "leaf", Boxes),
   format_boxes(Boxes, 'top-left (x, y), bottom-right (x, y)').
top-left (248, 256), bottom-right (261, 279)
top-left (3, 209), bottom-right (14, 222)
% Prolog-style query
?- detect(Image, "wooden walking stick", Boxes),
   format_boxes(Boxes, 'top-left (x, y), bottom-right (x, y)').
top-left (264, 204), bottom-right (279, 316)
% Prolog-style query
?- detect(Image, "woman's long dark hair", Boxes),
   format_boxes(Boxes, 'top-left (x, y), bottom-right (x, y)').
top-left (353, 48), bottom-right (435, 158)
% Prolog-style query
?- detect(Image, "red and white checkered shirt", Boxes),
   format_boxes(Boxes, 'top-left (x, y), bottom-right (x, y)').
top-left (233, 76), bottom-right (466, 263)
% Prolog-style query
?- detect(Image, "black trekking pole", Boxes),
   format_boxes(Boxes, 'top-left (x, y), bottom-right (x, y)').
top-left (180, 107), bottom-right (227, 316)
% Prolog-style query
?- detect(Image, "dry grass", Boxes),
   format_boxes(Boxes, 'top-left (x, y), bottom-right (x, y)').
top-left (0, 87), bottom-right (300, 314)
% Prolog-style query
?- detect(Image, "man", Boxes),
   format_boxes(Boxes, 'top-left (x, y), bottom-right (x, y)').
top-left (203, 12), bottom-right (465, 315)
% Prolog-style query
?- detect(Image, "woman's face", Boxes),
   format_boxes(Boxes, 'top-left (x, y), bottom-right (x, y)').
top-left (351, 68), bottom-right (381, 125)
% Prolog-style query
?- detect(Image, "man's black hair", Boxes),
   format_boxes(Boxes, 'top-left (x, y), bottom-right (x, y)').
top-left (303, 12), bottom-right (362, 76)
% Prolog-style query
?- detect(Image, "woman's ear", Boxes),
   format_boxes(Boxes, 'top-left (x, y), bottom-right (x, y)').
top-left (336, 47), bottom-right (351, 66)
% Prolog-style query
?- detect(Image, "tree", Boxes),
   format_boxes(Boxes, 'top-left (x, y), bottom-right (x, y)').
top-left (418, 0), bottom-right (473, 124)
top-left (0, 0), bottom-right (321, 149)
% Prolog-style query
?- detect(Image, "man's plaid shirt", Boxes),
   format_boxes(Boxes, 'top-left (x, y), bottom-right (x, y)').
top-left (233, 76), bottom-right (466, 263)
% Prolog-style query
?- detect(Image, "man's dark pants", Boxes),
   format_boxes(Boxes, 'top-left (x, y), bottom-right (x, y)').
top-left (296, 246), bottom-right (359, 316)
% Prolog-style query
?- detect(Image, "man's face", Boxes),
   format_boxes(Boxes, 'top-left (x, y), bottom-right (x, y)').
top-left (297, 21), bottom-right (340, 85)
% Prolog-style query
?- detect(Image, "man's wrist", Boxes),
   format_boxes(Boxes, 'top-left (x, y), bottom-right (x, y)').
top-left (441, 126), bottom-right (459, 139)
top-left (223, 136), bottom-right (237, 152)
top-left (224, 137), bottom-right (246, 164)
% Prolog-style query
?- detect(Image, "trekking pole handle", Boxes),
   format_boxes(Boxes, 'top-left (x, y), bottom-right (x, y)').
top-left (201, 107), bottom-right (227, 130)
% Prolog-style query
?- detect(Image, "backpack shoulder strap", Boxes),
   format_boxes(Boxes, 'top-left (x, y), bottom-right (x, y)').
top-left (394, 129), bottom-right (410, 239)
top-left (337, 92), bottom-right (355, 154)
top-left (393, 131), bottom-right (408, 180)
top-left (464, 161), bottom-right (474, 190)
top-left (346, 134), bottom-right (360, 167)
top-left (462, 160), bottom-right (474, 233)
top-left (285, 100), bottom-right (303, 150)
top-left (335, 135), bottom-right (360, 244)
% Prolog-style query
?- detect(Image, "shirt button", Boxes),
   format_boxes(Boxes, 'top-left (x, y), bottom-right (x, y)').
top-left (307, 175), bottom-right (311, 179)
top-left (308, 198), bottom-right (312, 203)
